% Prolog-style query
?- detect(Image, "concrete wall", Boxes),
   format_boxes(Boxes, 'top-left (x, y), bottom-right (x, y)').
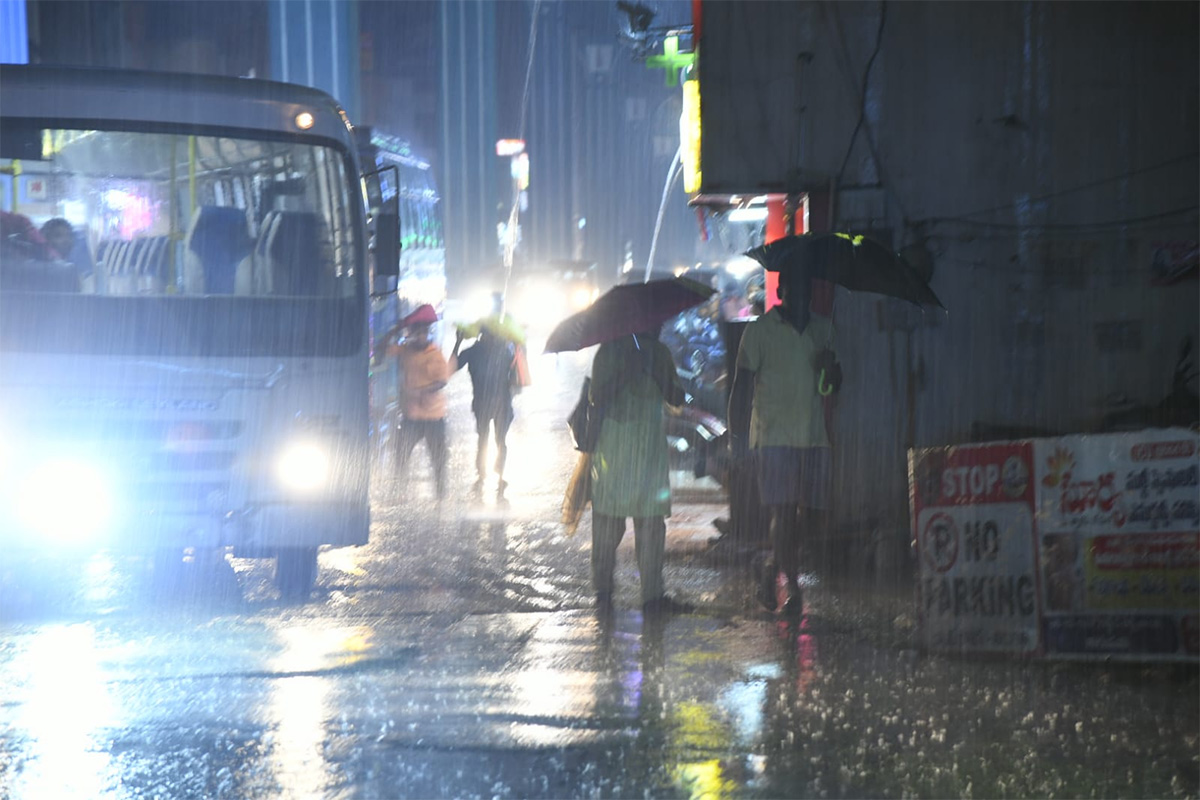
top-left (700, 1), bottom-right (1199, 535)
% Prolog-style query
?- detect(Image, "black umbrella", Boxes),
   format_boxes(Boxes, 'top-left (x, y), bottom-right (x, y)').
top-left (544, 277), bottom-right (716, 353)
top-left (745, 233), bottom-right (944, 308)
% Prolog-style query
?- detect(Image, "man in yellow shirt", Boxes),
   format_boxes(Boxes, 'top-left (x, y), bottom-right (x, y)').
top-left (384, 304), bottom-right (456, 499)
top-left (729, 269), bottom-right (842, 615)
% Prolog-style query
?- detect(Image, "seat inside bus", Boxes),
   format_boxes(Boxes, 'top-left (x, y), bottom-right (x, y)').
top-left (257, 210), bottom-right (335, 297)
top-left (184, 206), bottom-right (253, 295)
top-left (97, 235), bottom-right (172, 295)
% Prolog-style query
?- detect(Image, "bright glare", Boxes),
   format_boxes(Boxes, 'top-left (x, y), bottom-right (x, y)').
top-left (727, 206), bottom-right (768, 223)
top-left (11, 624), bottom-right (117, 798)
top-left (270, 626), bottom-right (368, 795)
top-left (725, 255), bottom-right (761, 278)
top-left (294, 110), bottom-right (315, 130)
top-left (466, 289), bottom-right (496, 322)
top-left (16, 458), bottom-right (113, 541)
top-left (569, 287), bottom-right (594, 310)
top-left (513, 283), bottom-right (565, 323)
top-left (277, 441), bottom-right (330, 492)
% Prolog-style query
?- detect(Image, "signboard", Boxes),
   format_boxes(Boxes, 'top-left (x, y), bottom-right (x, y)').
top-left (20, 173), bottom-right (46, 202)
top-left (680, 78), bottom-right (701, 194)
top-left (910, 441), bottom-right (1040, 654)
top-left (1035, 429), bottom-right (1199, 660)
top-left (911, 428), bottom-right (1200, 661)
top-left (495, 139), bottom-right (525, 157)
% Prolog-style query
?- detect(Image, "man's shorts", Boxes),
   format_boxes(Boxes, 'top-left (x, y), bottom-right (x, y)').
top-left (754, 446), bottom-right (831, 508)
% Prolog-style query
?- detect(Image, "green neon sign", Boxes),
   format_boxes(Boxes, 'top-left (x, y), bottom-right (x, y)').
top-left (645, 36), bottom-right (695, 87)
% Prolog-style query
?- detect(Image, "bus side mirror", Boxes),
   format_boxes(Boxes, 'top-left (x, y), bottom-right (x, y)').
top-left (374, 211), bottom-right (400, 277)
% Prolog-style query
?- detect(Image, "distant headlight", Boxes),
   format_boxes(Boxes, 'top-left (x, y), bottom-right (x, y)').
top-left (725, 255), bottom-right (761, 279)
top-left (16, 458), bottom-right (113, 541)
top-left (514, 284), bottom-right (566, 323)
top-left (277, 441), bottom-right (330, 492)
top-left (466, 290), bottom-right (497, 322)
top-left (569, 287), bottom-right (595, 310)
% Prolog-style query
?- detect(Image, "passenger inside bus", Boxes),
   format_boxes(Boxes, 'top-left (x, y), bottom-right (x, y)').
top-left (0, 210), bottom-right (80, 292)
top-left (5, 129), bottom-right (352, 300)
top-left (41, 217), bottom-right (95, 286)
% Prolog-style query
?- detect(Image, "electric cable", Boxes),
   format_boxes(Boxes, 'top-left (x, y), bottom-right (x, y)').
top-left (925, 205), bottom-right (1198, 232)
top-left (915, 153), bottom-right (1200, 223)
top-left (828, 1), bottom-right (912, 225)
top-left (835, 0), bottom-right (887, 187)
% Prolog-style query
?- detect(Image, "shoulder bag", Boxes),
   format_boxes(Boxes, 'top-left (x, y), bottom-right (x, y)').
top-left (567, 376), bottom-right (605, 452)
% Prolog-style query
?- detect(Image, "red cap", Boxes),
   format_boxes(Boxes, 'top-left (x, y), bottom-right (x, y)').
top-left (402, 304), bottom-right (439, 327)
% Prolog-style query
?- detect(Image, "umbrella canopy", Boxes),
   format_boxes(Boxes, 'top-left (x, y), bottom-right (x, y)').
top-left (544, 277), bottom-right (716, 353)
top-left (455, 313), bottom-right (527, 346)
top-left (745, 233), bottom-right (944, 308)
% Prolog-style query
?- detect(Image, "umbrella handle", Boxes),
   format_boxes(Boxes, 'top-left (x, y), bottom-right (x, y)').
top-left (818, 368), bottom-right (834, 396)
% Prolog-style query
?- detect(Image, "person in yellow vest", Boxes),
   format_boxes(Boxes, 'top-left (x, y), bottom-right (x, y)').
top-left (728, 268), bottom-right (842, 615)
top-left (382, 304), bottom-right (456, 500)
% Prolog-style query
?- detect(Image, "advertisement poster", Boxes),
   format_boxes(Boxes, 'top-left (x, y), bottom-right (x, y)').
top-left (1035, 429), bottom-right (1199, 660)
top-left (910, 442), bottom-right (1041, 655)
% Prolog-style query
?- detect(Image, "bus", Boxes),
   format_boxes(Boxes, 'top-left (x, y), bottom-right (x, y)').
top-left (0, 65), bottom-right (396, 597)
top-left (356, 129), bottom-right (446, 471)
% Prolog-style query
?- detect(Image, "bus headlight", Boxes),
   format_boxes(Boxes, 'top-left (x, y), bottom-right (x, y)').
top-left (277, 440), bottom-right (331, 492)
top-left (16, 458), bottom-right (113, 541)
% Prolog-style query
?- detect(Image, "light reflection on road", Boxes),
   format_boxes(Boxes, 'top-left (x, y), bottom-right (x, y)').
top-left (506, 615), bottom-right (601, 746)
top-left (268, 625), bottom-right (372, 798)
top-left (9, 623), bottom-right (118, 799)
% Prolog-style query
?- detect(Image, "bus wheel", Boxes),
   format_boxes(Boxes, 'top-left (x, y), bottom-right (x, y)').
top-left (275, 548), bottom-right (318, 599)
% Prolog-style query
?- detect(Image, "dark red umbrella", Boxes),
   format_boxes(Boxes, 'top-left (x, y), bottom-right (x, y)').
top-left (544, 277), bottom-right (716, 353)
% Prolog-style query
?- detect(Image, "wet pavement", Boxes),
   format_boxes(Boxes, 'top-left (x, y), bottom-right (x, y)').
top-left (1, 344), bottom-right (1197, 799)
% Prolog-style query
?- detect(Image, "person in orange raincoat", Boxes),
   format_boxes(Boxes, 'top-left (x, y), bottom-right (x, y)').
top-left (382, 304), bottom-right (455, 499)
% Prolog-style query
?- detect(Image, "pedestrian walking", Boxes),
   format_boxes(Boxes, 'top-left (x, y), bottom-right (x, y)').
top-left (452, 320), bottom-right (521, 492)
top-left (728, 267), bottom-right (842, 615)
top-left (589, 327), bottom-right (693, 616)
top-left (383, 304), bottom-right (455, 499)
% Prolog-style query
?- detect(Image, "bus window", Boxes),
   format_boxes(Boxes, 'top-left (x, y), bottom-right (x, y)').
top-left (0, 127), bottom-right (360, 300)
top-left (1, 124), bottom-right (365, 358)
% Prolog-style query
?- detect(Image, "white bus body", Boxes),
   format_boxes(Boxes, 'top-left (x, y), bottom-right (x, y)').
top-left (0, 66), bottom-right (375, 596)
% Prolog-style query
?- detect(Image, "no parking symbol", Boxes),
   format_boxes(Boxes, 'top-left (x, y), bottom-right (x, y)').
top-left (922, 511), bottom-right (959, 573)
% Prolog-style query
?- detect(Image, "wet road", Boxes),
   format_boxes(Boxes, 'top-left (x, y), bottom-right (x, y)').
top-left (1, 344), bottom-right (1197, 799)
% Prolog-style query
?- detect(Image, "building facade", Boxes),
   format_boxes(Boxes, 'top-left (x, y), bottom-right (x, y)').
top-left (695, 1), bottom-right (1199, 540)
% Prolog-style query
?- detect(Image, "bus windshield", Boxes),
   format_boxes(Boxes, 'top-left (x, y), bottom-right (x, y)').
top-left (1, 123), bottom-right (364, 357)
